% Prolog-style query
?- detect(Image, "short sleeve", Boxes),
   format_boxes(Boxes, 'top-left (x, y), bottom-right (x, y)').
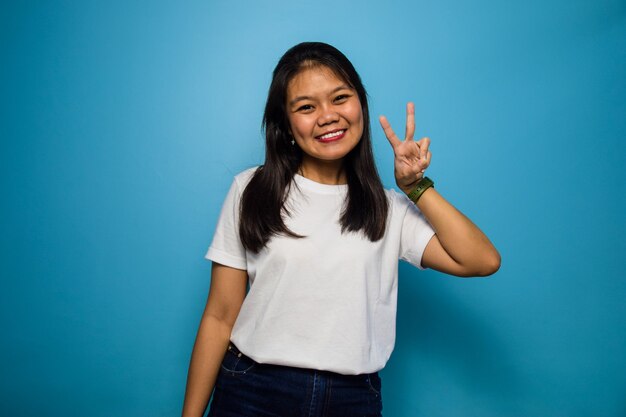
top-left (395, 191), bottom-right (436, 269)
top-left (205, 176), bottom-right (247, 270)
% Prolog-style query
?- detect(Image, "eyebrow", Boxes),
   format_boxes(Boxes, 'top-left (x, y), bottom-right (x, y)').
top-left (288, 85), bottom-right (353, 107)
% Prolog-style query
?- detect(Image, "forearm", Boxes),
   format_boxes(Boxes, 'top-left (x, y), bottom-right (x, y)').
top-left (416, 187), bottom-right (500, 276)
top-left (380, 103), bottom-right (499, 275)
top-left (181, 315), bottom-right (233, 417)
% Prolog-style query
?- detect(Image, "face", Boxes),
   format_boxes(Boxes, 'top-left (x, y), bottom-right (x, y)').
top-left (285, 65), bottom-right (364, 172)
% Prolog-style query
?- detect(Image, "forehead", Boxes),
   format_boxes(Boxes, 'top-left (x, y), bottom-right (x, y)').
top-left (286, 66), bottom-right (349, 98)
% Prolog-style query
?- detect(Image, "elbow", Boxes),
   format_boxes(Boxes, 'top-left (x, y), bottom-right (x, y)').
top-left (475, 251), bottom-right (501, 277)
top-left (459, 250), bottom-right (501, 277)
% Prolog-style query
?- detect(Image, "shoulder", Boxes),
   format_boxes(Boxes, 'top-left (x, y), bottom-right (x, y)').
top-left (232, 166), bottom-right (261, 189)
top-left (384, 187), bottom-right (411, 208)
top-left (384, 187), bottom-right (423, 221)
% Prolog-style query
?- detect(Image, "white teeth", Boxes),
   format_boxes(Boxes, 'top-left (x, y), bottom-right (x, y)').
top-left (318, 130), bottom-right (345, 140)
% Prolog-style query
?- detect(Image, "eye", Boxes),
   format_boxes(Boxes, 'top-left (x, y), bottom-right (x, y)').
top-left (334, 94), bottom-right (351, 103)
top-left (296, 104), bottom-right (314, 112)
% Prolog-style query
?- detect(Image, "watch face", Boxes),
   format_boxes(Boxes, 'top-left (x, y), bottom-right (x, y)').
top-left (408, 177), bottom-right (434, 203)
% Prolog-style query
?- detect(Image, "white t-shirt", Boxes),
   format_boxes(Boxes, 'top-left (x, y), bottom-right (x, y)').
top-left (206, 167), bottom-right (435, 374)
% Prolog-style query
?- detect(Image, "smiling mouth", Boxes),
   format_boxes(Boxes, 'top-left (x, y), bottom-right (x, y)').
top-left (316, 129), bottom-right (346, 142)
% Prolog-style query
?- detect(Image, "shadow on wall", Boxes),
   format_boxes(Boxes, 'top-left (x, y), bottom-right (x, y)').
top-left (382, 262), bottom-right (521, 416)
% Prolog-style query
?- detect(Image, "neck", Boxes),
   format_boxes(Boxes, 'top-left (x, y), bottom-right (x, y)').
top-left (298, 157), bottom-right (347, 185)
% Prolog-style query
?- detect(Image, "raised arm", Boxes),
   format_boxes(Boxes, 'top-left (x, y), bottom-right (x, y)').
top-left (182, 263), bottom-right (247, 417)
top-left (379, 102), bottom-right (500, 277)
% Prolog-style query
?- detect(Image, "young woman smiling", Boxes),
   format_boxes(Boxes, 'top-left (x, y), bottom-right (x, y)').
top-left (182, 42), bottom-right (500, 417)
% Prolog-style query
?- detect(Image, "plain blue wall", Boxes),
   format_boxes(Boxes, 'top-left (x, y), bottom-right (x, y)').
top-left (1, 1), bottom-right (625, 416)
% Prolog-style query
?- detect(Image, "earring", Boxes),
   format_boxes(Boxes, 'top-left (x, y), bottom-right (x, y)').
top-left (291, 139), bottom-right (295, 146)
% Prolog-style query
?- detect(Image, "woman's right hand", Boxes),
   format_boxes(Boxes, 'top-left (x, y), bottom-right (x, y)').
top-left (181, 263), bottom-right (247, 417)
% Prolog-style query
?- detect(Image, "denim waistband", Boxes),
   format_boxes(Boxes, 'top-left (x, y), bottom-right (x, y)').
top-left (212, 342), bottom-right (383, 416)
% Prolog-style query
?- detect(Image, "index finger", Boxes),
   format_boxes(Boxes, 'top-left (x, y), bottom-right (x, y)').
top-left (379, 115), bottom-right (402, 148)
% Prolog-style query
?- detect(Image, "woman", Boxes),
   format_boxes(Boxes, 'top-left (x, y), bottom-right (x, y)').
top-left (182, 42), bottom-right (500, 417)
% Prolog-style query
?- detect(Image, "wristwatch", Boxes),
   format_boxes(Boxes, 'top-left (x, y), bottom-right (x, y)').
top-left (407, 176), bottom-right (434, 203)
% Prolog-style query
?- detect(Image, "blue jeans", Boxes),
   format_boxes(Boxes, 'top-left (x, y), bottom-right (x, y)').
top-left (208, 343), bottom-right (383, 417)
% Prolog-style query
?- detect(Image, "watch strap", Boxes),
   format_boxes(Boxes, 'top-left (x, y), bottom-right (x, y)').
top-left (407, 176), bottom-right (434, 203)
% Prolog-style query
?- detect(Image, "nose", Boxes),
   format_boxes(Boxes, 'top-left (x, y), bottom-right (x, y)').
top-left (317, 104), bottom-right (339, 126)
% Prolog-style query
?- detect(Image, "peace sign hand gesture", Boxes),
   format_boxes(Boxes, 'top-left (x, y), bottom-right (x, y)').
top-left (379, 102), bottom-right (432, 195)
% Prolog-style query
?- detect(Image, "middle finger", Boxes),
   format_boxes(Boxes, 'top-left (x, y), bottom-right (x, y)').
top-left (405, 102), bottom-right (415, 141)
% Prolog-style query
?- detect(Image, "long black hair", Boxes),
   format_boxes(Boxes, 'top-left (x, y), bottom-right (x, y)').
top-left (239, 42), bottom-right (388, 253)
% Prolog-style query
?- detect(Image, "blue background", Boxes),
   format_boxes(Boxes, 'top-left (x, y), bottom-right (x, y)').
top-left (1, 1), bottom-right (625, 416)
